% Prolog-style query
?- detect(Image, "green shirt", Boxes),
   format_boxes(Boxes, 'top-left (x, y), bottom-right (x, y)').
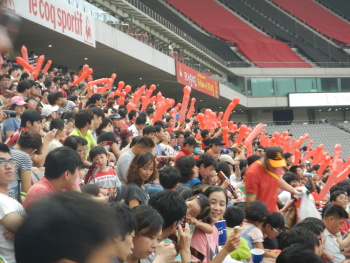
top-left (227, 227), bottom-right (251, 261)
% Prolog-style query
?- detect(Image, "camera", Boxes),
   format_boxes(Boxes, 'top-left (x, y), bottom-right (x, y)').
top-left (3, 110), bottom-right (16, 117)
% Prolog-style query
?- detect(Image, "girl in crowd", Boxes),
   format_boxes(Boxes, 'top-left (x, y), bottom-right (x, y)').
top-left (126, 205), bottom-right (172, 263)
top-left (191, 186), bottom-right (240, 263)
top-left (185, 194), bottom-right (213, 236)
top-left (2, 96), bottom-right (26, 140)
top-left (48, 118), bottom-right (66, 152)
top-left (175, 156), bottom-right (198, 194)
top-left (240, 200), bottom-right (269, 251)
top-left (125, 151), bottom-right (158, 208)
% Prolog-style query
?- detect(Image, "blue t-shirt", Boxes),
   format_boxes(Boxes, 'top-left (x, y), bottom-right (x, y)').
top-left (2, 118), bottom-right (20, 140)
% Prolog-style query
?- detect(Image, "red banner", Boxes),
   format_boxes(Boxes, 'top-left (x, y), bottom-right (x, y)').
top-left (176, 61), bottom-right (219, 98)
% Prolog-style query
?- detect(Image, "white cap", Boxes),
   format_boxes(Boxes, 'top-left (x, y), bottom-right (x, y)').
top-left (42, 105), bottom-right (59, 117)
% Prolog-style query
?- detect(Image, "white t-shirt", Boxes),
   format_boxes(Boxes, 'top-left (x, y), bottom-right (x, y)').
top-left (48, 139), bottom-right (63, 152)
top-left (0, 193), bottom-right (25, 263)
top-left (128, 124), bottom-right (139, 137)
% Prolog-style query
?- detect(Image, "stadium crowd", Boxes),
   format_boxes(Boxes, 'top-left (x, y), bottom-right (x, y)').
top-left (1, 53), bottom-right (350, 263)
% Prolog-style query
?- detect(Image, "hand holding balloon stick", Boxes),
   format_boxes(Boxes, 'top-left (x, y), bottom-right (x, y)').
top-left (235, 125), bottom-right (248, 145)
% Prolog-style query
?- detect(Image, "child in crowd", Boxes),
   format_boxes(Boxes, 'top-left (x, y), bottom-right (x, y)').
top-left (240, 200), bottom-right (269, 250)
top-left (159, 166), bottom-right (181, 190)
top-left (87, 146), bottom-right (121, 195)
top-left (185, 194), bottom-right (213, 236)
top-left (224, 206), bottom-right (251, 262)
top-left (125, 151), bottom-right (158, 208)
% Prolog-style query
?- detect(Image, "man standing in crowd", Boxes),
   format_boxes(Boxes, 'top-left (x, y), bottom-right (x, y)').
top-left (245, 146), bottom-right (300, 212)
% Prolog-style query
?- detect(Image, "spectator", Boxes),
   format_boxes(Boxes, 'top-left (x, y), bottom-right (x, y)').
top-left (174, 136), bottom-right (199, 163)
top-left (22, 146), bottom-right (82, 210)
top-left (0, 143), bottom-right (25, 263)
top-left (116, 136), bottom-right (155, 184)
top-left (125, 151), bottom-right (158, 208)
top-left (159, 166), bottom-right (180, 190)
top-left (2, 96), bottom-right (27, 140)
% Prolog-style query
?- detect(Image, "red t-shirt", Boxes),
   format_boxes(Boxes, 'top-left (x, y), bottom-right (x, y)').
top-left (244, 159), bottom-right (281, 212)
top-left (174, 148), bottom-right (191, 163)
top-left (23, 176), bottom-right (57, 210)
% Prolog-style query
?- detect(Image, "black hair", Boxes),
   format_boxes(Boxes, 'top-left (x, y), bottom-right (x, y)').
top-left (245, 200), bottom-right (269, 222)
top-left (49, 118), bottom-right (65, 132)
top-left (299, 217), bottom-right (325, 231)
top-left (149, 190), bottom-right (187, 230)
top-left (224, 206), bottom-right (246, 228)
top-left (192, 182), bottom-right (210, 195)
top-left (187, 194), bottom-right (211, 222)
top-left (96, 118), bottom-right (112, 136)
top-left (0, 143), bottom-right (10, 154)
top-left (86, 93), bottom-right (102, 108)
top-left (263, 212), bottom-right (284, 229)
top-left (143, 125), bottom-right (156, 135)
top-left (289, 165), bottom-right (301, 174)
top-left (159, 166), bottom-right (181, 189)
top-left (247, 155), bottom-right (261, 166)
top-left (330, 190), bottom-right (347, 202)
top-left (60, 111), bottom-right (75, 124)
top-left (20, 73), bottom-right (29, 81)
top-left (154, 121), bottom-right (165, 128)
top-left (175, 156), bottom-right (197, 182)
top-left (200, 129), bottom-right (210, 139)
top-left (216, 161), bottom-right (230, 177)
top-left (20, 110), bottom-right (42, 128)
top-left (281, 227), bottom-right (319, 251)
top-left (128, 110), bottom-right (138, 121)
top-left (135, 116), bottom-right (146, 125)
top-left (17, 80), bottom-right (32, 93)
top-left (52, 91), bottom-right (64, 105)
top-left (203, 185), bottom-right (228, 204)
top-left (146, 108), bottom-right (154, 115)
top-left (282, 172), bottom-right (300, 184)
top-left (74, 109), bottom-right (93, 129)
top-left (17, 131), bottom-right (43, 154)
top-left (239, 159), bottom-right (248, 170)
top-left (89, 146), bottom-right (107, 161)
top-left (283, 152), bottom-right (292, 159)
top-left (118, 108), bottom-right (127, 118)
top-left (294, 220), bottom-right (324, 236)
top-left (15, 192), bottom-right (119, 263)
top-left (323, 203), bottom-right (349, 219)
top-left (63, 136), bottom-right (88, 150)
top-left (132, 205), bottom-right (163, 236)
top-left (44, 146), bottom-right (82, 179)
top-left (197, 153), bottom-right (217, 170)
top-left (330, 185), bottom-right (345, 194)
top-left (276, 243), bottom-right (323, 263)
top-left (175, 130), bottom-right (184, 138)
top-left (68, 95), bottom-right (78, 102)
top-left (134, 136), bottom-right (155, 149)
top-left (90, 107), bottom-right (105, 118)
top-left (109, 202), bottom-right (138, 240)
top-left (154, 125), bottom-right (164, 133)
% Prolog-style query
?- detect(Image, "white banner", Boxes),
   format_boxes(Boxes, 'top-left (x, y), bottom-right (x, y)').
top-left (289, 92), bottom-right (350, 107)
top-left (1, 0), bottom-right (96, 47)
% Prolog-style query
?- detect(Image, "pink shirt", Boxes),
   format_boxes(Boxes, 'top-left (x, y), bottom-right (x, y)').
top-left (23, 176), bottom-right (56, 210)
top-left (191, 226), bottom-right (219, 263)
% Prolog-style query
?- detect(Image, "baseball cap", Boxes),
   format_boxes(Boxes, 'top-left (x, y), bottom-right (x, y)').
top-left (265, 146), bottom-right (286, 167)
top-left (219, 154), bottom-right (234, 164)
top-left (210, 137), bottom-right (225, 146)
top-left (42, 105), bottom-right (59, 117)
top-left (10, 96), bottom-right (28, 106)
top-left (109, 113), bottom-right (122, 119)
top-left (184, 136), bottom-right (200, 147)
